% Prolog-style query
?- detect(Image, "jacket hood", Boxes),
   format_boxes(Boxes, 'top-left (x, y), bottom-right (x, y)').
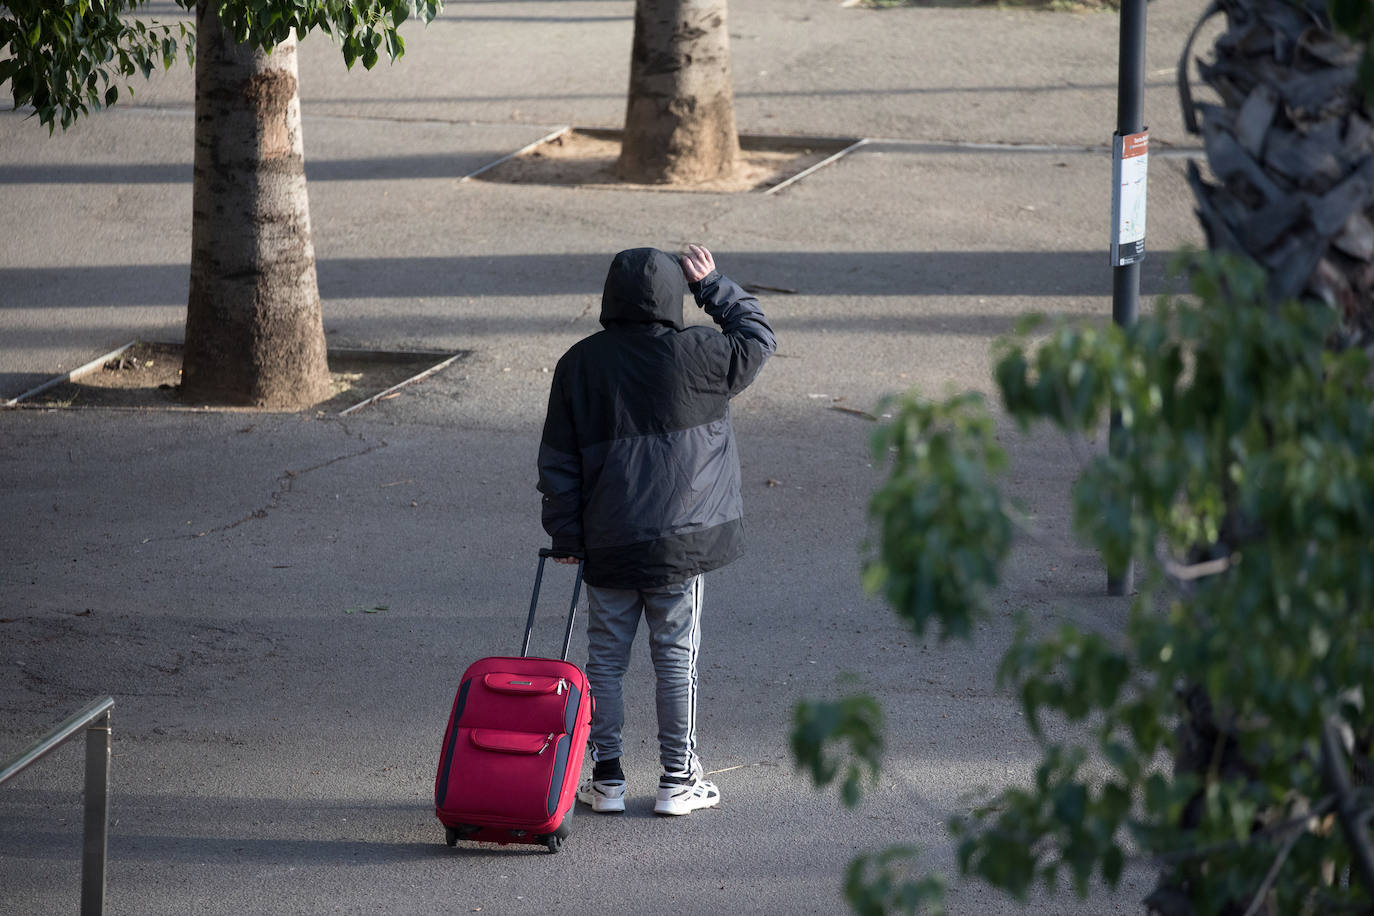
top-left (600, 248), bottom-right (686, 330)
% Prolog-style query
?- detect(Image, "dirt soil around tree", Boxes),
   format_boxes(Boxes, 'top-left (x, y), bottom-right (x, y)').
top-left (21, 342), bottom-right (464, 413)
top-left (473, 129), bottom-right (847, 193)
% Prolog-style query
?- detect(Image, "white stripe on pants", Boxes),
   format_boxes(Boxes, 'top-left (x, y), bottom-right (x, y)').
top-left (584, 576), bottom-right (703, 776)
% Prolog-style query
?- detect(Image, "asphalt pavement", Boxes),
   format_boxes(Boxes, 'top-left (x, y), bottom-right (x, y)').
top-left (1, 0), bottom-right (1213, 912)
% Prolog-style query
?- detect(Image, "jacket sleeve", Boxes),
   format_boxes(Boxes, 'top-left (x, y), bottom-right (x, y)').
top-left (690, 270), bottom-right (777, 396)
top-left (536, 367), bottom-right (584, 555)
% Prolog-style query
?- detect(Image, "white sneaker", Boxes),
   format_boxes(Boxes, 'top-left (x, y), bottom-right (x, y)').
top-left (654, 771), bottom-right (720, 816)
top-left (577, 778), bottom-right (626, 813)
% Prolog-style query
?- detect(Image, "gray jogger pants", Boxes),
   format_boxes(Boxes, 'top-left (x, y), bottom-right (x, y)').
top-left (584, 576), bottom-right (702, 777)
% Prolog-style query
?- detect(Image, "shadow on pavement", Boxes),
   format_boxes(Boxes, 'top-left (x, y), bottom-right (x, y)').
top-left (0, 153), bottom-right (528, 185)
top-left (0, 250), bottom-right (1186, 304)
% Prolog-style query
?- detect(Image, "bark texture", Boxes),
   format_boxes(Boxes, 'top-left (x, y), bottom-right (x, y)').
top-left (617, 0), bottom-right (740, 185)
top-left (1180, 0), bottom-right (1374, 348)
top-left (181, 0), bottom-right (332, 408)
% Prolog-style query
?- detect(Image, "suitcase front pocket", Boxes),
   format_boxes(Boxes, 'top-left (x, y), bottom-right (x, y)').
top-left (482, 673), bottom-right (567, 696)
top-left (440, 727), bottom-right (566, 823)
top-left (469, 729), bottom-right (557, 755)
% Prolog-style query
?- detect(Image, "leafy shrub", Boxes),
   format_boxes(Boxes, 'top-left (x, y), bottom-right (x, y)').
top-left (794, 253), bottom-right (1374, 914)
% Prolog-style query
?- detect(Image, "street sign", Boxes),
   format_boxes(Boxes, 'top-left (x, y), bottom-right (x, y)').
top-left (1110, 129), bottom-right (1148, 266)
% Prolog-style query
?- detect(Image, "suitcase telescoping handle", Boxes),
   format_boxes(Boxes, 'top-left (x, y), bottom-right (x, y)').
top-left (521, 548), bottom-right (584, 660)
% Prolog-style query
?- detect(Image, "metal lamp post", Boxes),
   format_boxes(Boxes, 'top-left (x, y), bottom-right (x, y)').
top-left (1108, 0), bottom-right (1148, 596)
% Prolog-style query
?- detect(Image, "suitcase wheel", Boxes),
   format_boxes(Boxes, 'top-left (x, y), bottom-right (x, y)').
top-left (444, 824), bottom-right (478, 847)
top-left (540, 819), bottom-right (572, 853)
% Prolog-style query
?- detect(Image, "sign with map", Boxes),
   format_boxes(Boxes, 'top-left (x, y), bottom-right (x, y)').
top-left (1111, 130), bottom-right (1148, 266)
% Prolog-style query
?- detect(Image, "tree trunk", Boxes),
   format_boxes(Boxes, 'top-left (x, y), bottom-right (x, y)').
top-left (617, 0), bottom-right (740, 185)
top-left (1179, 0), bottom-right (1374, 348)
top-left (181, 0), bottom-right (332, 408)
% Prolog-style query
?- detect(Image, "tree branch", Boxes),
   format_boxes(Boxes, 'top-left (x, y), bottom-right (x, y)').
top-left (1150, 795), bottom-right (1337, 865)
top-left (1239, 822), bottom-right (1303, 916)
top-left (1163, 554), bottom-right (1236, 582)
top-left (1320, 721), bottom-right (1374, 896)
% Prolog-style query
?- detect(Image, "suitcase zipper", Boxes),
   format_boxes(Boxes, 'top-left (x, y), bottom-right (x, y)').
top-left (556, 678), bottom-right (567, 696)
top-left (538, 733), bottom-right (556, 754)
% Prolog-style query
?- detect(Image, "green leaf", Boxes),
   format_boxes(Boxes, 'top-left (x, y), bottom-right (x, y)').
top-left (1051, 783), bottom-right (1087, 828)
top-left (791, 694), bottom-right (883, 806)
top-left (845, 847), bottom-right (946, 916)
top-left (1101, 844), bottom-right (1124, 887)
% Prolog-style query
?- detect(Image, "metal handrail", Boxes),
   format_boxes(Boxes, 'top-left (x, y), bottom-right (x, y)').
top-left (1, 696), bottom-right (114, 916)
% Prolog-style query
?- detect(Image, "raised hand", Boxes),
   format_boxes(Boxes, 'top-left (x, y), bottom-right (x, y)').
top-left (679, 244), bottom-right (716, 283)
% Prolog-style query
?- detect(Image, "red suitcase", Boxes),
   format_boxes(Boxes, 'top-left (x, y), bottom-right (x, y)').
top-left (435, 550), bottom-right (592, 853)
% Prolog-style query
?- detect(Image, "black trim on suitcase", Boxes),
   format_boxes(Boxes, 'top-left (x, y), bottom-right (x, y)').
top-left (564, 683), bottom-right (581, 736)
top-left (547, 734), bottom-right (571, 817)
top-left (435, 677), bottom-right (472, 807)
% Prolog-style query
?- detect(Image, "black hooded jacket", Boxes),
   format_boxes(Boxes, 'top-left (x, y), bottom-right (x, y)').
top-left (537, 248), bottom-right (776, 588)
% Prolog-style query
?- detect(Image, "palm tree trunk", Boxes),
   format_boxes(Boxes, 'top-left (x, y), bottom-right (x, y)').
top-left (617, 0), bottom-right (740, 185)
top-left (1179, 0), bottom-right (1374, 347)
top-left (181, 0), bottom-right (331, 408)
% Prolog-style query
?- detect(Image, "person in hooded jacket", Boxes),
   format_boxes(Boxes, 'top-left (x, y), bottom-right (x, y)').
top-left (538, 244), bottom-right (775, 816)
